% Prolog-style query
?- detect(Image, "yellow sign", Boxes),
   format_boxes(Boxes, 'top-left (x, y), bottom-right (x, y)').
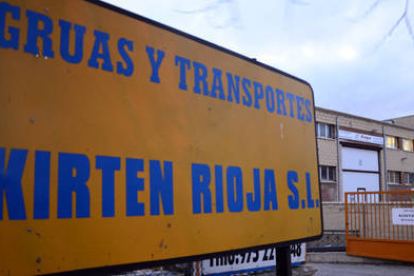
top-left (0, 0), bottom-right (322, 274)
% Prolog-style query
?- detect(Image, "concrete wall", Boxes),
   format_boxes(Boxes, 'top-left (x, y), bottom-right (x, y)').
top-left (391, 115), bottom-right (414, 129)
top-left (315, 110), bottom-right (338, 202)
top-left (322, 202), bottom-right (346, 230)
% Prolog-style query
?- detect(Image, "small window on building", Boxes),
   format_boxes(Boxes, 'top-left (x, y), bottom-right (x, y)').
top-left (316, 123), bottom-right (334, 139)
top-left (402, 139), bottom-right (413, 152)
top-left (386, 136), bottom-right (398, 149)
top-left (388, 171), bottom-right (401, 184)
top-left (320, 166), bottom-right (336, 182)
top-left (404, 172), bottom-right (414, 186)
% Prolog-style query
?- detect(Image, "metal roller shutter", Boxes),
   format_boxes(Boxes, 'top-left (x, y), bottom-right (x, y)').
top-left (342, 147), bottom-right (380, 200)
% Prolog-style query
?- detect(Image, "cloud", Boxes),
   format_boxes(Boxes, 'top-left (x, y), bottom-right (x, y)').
top-left (102, 0), bottom-right (414, 120)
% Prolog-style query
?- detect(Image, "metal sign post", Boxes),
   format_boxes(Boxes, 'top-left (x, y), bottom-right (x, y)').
top-left (276, 245), bottom-right (292, 276)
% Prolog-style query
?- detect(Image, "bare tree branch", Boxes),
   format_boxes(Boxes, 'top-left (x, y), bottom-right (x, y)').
top-left (175, 0), bottom-right (242, 29)
top-left (354, 0), bottom-right (414, 51)
top-left (405, 1), bottom-right (414, 44)
top-left (175, 0), bottom-right (231, 15)
top-left (360, 0), bottom-right (383, 19)
top-left (289, 0), bottom-right (311, 6)
top-left (384, 4), bottom-right (406, 39)
top-left (374, 0), bottom-right (411, 50)
top-left (405, 17), bottom-right (414, 42)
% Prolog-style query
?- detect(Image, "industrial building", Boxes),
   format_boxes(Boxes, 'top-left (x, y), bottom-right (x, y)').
top-left (315, 107), bottom-right (414, 202)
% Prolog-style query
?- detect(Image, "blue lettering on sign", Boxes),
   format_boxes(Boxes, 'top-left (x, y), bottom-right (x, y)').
top-left (0, 2), bottom-right (136, 76)
top-left (117, 38), bottom-right (134, 76)
top-left (24, 9), bottom-right (54, 58)
top-left (0, 1), bottom-right (319, 219)
top-left (253, 81), bottom-right (264, 110)
top-left (96, 155), bottom-right (120, 218)
top-left (305, 99), bottom-right (313, 122)
top-left (193, 61), bottom-right (210, 96)
top-left (190, 164), bottom-right (301, 214)
top-left (242, 78), bottom-right (252, 107)
top-left (59, 20), bottom-right (86, 64)
top-left (0, 2), bottom-right (20, 50)
top-left (287, 170), bottom-right (299, 210)
top-left (286, 93), bottom-right (296, 119)
top-left (88, 30), bottom-right (113, 72)
top-left (0, 2), bottom-right (315, 122)
top-left (146, 46), bottom-right (165, 83)
top-left (0, 148), bottom-right (319, 220)
top-left (192, 163), bottom-right (212, 214)
top-left (226, 73), bottom-right (241, 104)
top-left (296, 95), bottom-right (305, 121)
top-left (126, 158), bottom-right (145, 216)
top-left (0, 148), bottom-right (27, 220)
top-left (58, 153), bottom-right (90, 218)
top-left (263, 169), bottom-right (278, 210)
top-left (287, 171), bottom-right (319, 210)
top-left (149, 160), bottom-right (174, 215)
top-left (211, 67), bottom-right (225, 100)
top-left (171, 56), bottom-right (313, 122)
top-left (276, 89), bottom-right (287, 116)
top-left (246, 168), bottom-right (261, 212)
top-left (306, 172), bottom-right (315, 208)
top-left (226, 166), bottom-right (243, 213)
top-left (175, 55), bottom-right (191, 90)
top-left (214, 165), bottom-right (224, 213)
top-left (34, 151), bottom-right (51, 219)
top-left (265, 86), bottom-right (275, 113)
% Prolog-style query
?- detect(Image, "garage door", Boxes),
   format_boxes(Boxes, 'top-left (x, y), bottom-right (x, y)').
top-left (342, 147), bottom-right (380, 201)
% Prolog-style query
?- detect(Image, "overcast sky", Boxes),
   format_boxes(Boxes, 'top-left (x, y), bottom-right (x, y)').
top-left (103, 0), bottom-right (414, 121)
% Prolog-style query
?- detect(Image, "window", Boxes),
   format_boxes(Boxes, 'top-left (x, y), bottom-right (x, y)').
top-left (319, 166), bottom-right (336, 182)
top-left (388, 171), bottom-right (401, 184)
top-left (386, 136), bottom-right (398, 149)
top-left (404, 172), bottom-right (414, 186)
top-left (402, 139), bottom-right (413, 152)
top-left (316, 123), bottom-right (334, 139)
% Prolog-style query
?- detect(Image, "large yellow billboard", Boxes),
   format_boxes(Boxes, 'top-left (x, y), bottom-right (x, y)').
top-left (0, 0), bottom-right (322, 274)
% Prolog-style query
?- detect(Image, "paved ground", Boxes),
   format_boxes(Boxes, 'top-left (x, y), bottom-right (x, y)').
top-left (312, 263), bottom-right (414, 276)
top-left (107, 252), bottom-right (414, 276)
top-left (111, 262), bottom-right (414, 276)
top-left (110, 263), bottom-right (414, 276)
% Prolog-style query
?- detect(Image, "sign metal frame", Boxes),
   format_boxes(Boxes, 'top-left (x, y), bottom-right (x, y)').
top-left (0, 0), bottom-right (323, 273)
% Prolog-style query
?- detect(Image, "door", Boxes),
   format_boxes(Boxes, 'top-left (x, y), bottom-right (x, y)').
top-left (342, 147), bottom-right (380, 201)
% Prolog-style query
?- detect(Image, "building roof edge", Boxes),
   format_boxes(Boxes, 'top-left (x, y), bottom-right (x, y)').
top-left (315, 106), bottom-right (414, 132)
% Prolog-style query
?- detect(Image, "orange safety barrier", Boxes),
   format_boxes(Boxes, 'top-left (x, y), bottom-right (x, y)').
top-left (345, 191), bottom-right (414, 263)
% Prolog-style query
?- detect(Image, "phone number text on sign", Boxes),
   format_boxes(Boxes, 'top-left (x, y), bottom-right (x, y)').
top-left (201, 243), bottom-right (305, 275)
